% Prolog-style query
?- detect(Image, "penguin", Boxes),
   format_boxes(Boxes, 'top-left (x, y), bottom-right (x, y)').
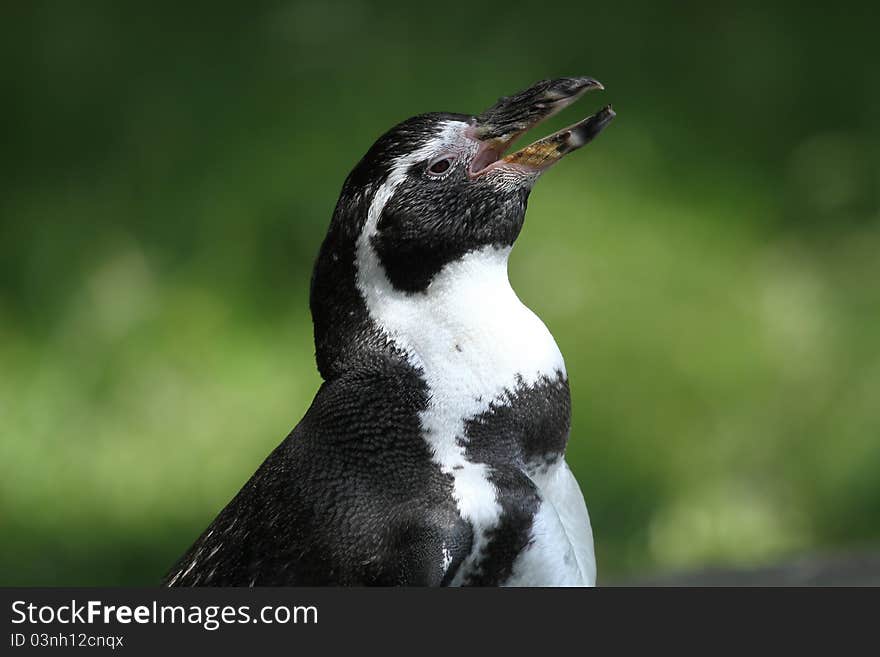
top-left (164, 77), bottom-right (615, 587)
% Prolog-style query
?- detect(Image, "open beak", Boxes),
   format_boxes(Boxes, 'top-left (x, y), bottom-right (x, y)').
top-left (469, 77), bottom-right (615, 176)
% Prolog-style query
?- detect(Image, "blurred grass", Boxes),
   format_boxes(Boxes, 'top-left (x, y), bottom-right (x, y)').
top-left (1, 0), bottom-right (879, 584)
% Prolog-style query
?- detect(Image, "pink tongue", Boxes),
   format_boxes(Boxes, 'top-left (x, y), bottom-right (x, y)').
top-left (470, 147), bottom-right (502, 175)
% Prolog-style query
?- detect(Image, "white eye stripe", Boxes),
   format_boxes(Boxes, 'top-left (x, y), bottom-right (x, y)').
top-left (384, 120), bottom-right (467, 183)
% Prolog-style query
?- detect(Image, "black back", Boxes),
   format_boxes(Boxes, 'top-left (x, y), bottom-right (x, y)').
top-left (165, 357), bottom-right (473, 586)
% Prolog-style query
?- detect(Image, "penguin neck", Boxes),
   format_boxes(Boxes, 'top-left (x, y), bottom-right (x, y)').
top-left (355, 243), bottom-right (567, 402)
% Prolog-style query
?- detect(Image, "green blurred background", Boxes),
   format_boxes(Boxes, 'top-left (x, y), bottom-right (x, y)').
top-left (2, 1), bottom-right (879, 585)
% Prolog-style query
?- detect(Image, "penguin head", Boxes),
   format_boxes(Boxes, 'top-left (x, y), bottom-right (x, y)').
top-left (347, 77), bottom-right (614, 293)
top-left (311, 77), bottom-right (614, 377)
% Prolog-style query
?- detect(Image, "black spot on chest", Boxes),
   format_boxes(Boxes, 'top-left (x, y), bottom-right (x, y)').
top-left (460, 371), bottom-right (571, 585)
top-left (463, 371), bottom-right (571, 469)
top-left (463, 466), bottom-right (540, 586)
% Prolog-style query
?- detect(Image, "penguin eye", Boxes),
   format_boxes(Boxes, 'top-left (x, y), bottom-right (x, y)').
top-left (427, 157), bottom-right (454, 176)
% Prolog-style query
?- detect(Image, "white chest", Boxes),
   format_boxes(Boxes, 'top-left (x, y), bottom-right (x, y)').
top-left (362, 247), bottom-right (566, 413)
